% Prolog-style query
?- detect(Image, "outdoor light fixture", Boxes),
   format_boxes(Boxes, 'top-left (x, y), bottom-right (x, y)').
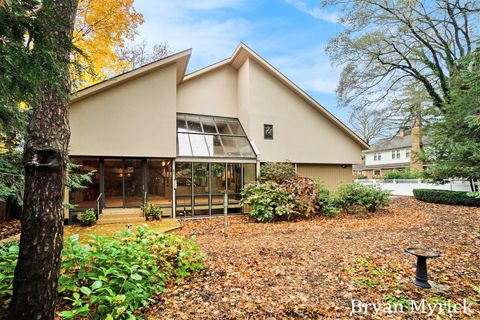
top-left (405, 247), bottom-right (441, 288)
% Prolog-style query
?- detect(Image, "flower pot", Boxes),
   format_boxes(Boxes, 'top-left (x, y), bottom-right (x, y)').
top-left (147, 215), bottom-right (154, 221)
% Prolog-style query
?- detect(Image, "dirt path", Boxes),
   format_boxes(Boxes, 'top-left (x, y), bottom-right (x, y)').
top-left (147, 197), bottom-right (480, 319)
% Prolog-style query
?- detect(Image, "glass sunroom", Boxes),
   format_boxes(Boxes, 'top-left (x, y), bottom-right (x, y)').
top-left (174, 113), bottom-right (257, 217)
top-left (68, 113), bottom-right (257, 219)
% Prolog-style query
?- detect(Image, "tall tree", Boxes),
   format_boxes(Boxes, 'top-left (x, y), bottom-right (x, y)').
top-left (424, 50), bottom-right (480, 189)
top-left (4, 0), bottom-right (78, 318)
top-left (72, 0), bottom-right (144, 89)
top-left (324, 0), bottom-right (480, 114)
top-left (349, 108), bottom-right (389, 144)
top-left (116, 40), bottom-right (171, 72)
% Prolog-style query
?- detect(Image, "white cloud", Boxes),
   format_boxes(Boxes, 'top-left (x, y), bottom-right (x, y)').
top-left (134, 0), bottom-right (253, 70)
top-left (285, 0), bottom-right (338, 23)
top-left (269, 46), bottom-right (340, 94)
top-left (134, 1), bottom-right (340, 96)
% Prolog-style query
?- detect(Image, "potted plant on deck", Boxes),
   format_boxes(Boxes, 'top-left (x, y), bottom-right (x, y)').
top-left (142, 203), bottom-right (162, 221)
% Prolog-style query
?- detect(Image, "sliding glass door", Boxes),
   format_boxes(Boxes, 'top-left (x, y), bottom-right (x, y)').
top-left (175, 162), bottom-right (256, 216)
top-left (124, 159), bottom-right (143, 207)
top-left (104, 159), bottom-right (124, 208)
top-left (104, 158), bottom-right (143, 208)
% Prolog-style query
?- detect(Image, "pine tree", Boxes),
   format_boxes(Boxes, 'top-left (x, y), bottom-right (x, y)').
top-left (425, 51), bottom-right (480, 190)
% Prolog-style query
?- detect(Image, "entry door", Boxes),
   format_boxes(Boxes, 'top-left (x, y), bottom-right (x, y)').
top-left (104, 159), bottom-right (124, 208)
top-left (104, 159), bottom-right (144, 208)
top-left (123, 159), bottom-right (143, 207)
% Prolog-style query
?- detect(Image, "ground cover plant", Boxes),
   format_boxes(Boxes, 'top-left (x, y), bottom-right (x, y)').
top-left (0, 227), bottom-right (204, 319)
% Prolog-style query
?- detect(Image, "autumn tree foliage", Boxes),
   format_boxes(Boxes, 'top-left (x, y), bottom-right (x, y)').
top-left (72, 0), bottom-right (144, 89)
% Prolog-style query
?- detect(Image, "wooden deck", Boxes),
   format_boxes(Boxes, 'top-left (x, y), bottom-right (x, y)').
top-left (64, 218), bottom-right (181, 241)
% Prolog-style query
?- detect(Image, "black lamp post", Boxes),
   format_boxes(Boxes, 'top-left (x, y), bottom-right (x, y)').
top-left (405, 247), bottom-right (441, 289)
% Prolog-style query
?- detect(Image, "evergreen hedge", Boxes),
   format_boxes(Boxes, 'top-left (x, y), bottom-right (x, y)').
top-left (413, 189), bottom-right (480, 207)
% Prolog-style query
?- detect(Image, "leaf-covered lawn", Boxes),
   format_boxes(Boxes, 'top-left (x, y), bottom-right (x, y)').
top-left (147, 197), bottom-right (480, 319)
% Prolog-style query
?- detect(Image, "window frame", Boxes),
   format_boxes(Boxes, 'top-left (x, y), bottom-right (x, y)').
top-left (176, 113), bottom-right (256, 159)
top-left (263, 124), bottom-right (273, 140)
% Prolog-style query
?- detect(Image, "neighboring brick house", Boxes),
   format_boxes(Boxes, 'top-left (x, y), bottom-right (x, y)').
top-left (353, 124), bottom-right (429, 178)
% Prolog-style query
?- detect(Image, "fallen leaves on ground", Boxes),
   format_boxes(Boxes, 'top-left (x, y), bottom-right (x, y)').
top-left (0, 219), bottom-right (20, 240)
top-left (146, 197), bottom-right (480, 319)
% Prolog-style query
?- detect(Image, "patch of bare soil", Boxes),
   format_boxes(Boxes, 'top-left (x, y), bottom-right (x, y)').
top-left (145, 197), bottom-right (479, 319)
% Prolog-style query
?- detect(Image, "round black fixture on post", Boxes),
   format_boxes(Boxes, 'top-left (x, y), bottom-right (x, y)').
top-left (405, 247), bottom-right (441, 288)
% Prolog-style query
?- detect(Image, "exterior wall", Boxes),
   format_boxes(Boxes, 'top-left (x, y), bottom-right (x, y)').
top-left (69, 64), bottom-right (177, 157)
top-left (240, 59), bottom-right (363, 164)
top-left (297, 163), bottom-right (353, 189)
top-left (364, 148), bottom-right (411, 166)
top-left (237, 59), bottom-right (251, 134)
top-left (177, 65), bottom-right (238, 117)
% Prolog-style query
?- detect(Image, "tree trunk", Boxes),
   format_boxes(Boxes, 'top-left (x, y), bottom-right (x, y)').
top-left (8, 1), bottom-right (77, 319)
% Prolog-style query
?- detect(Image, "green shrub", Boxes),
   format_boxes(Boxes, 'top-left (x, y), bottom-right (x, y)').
top-left (283, 177), bottom-right (319, 218)
top-left (354, 175), bottom-right (368, 180)
top-left (242, 177), bottom-right (322, 222)
top-left (383, 169), bottom-right (424, 179)
top-left (359, 186), bottom-right (391, 213)
top-left (313, 179), bottom-right (339, 216)
top-left (77, 208), bottom-right (97, 226)
top-left (259, 161), bottom-right (297, 184)
top-left (0, 227), bottom-right (204, 319)
top-left (413, 189), bottom-right (480, 207)
top-left (336, 183), bottom-right (390, 213)
top-left (241, 182), bottom-right (293, 222)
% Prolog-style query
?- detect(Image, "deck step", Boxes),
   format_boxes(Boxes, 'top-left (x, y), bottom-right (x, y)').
top-left (101, 208), bottom-right (143, 215)
top-left (97, 216), bottom-right (146, 225)
top-left (100, 212), bottom-right (144, 219)
top-left (97, 208), bottom-right (145, 224)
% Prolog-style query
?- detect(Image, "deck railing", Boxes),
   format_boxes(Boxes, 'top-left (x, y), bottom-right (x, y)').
top-left (96, 193), bottom-right (103, 216)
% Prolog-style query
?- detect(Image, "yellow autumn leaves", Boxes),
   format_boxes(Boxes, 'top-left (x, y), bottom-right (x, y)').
top-left (72, 0), bottom-right (144, 90)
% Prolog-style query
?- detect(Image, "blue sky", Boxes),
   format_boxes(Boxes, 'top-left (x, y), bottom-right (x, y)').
top-left (134, 0), bottom-right (349, 124)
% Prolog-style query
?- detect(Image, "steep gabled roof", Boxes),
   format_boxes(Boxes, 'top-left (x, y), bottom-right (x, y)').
top-left (69, 43), bottom-right (368, 149)
top-left (71, 49), bottom-right (192, 103)
top-left (183, 43), bottom-right (369, 149)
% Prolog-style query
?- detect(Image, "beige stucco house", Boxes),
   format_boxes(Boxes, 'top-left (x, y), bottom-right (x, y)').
top-left (67, 43), bottom-right (367, 221)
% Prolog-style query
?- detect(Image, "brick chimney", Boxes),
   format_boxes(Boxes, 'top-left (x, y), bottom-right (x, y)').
top-left (399, 127), bottom-right (406, 137)
top-left (410, 117), bottom-right (423, 171)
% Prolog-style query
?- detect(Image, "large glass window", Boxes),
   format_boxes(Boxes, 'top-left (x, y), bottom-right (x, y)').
top-left (227, 163), bottom-right (242, 206)
top-left (123, 159), bottom-right (143, 207)
top-left (175, 162), bottom-right (256, 217)
top-left (211, 163), bottom-right (226, 205)
top-left (147, 159), bottom-right (172, 206)
top-left (69, 157), bottom-right (100, 209)
top-left (175, 162), bottom-right (192, 209)
top-left (104, 159), bottom-right (123, 207)
top-left (243, 163), bottom-right (256, 185)
top-left (176, 113), bottom-right (256, 158)
top-left (193, 163), bottom-right (209, 215)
